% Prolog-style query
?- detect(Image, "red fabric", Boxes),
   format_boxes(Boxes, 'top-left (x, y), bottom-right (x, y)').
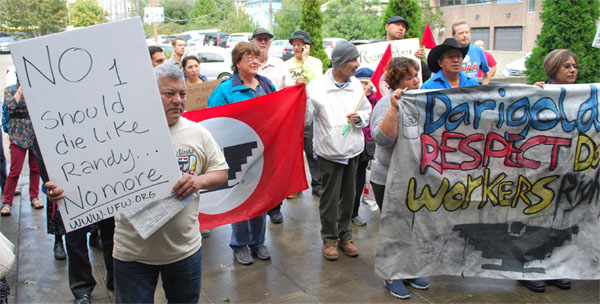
top-left (2, 142), bottom-right (40, 205)
top-left (183, 85), bottom-right (308, 229)
top-left (421, 23), bottom-right (437, 49)
top-left (371, 44), bottom-right (393, 101)
top-left (478, 51), bottom-right (497, 78)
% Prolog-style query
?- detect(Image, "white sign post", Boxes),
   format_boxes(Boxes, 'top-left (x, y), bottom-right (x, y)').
top-left (9, 18), bottom-right (182, 232)
top-left (144, 7), bottom-right (164, 24)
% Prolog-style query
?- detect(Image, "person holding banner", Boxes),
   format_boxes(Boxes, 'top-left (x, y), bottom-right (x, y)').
top-left (534, 49), bottom-right (579, 87)
top-left (208, 42), bottom-right (277, 266)
top-left (182, 56), bottom-right (208, 85)
top-left (370, 57), bottom-right (429, 299)
top-left (1, 80), bottom-right (42, 216)
top-left (305, 40), bottom-right (371, 260)
top-left (421, 38), bottom-right (479, 90)
top-left (522, 48), bottom-right (579, 293)
top-left (251, 27), bottom-right (294, 224)
top-left (47, 63), bottom-right (229, 303)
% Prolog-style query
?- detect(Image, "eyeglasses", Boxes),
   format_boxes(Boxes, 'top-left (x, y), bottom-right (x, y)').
top-left (243, 56), bottom-right (259, 62)
top-left (254, 37), bottom-right (271, 42)
top-left (562, 64), bottom-right (579, 70)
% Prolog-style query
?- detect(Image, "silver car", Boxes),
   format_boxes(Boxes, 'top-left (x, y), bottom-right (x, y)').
top-left (0, 37), bottom-right (14, 54)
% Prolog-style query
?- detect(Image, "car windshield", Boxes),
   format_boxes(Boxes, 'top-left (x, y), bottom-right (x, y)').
top-left (0, 37), bottom-right (14, 42)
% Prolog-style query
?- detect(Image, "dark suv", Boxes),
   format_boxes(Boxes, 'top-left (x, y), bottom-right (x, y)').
top-left (204, 32), bottom-right (229, 48)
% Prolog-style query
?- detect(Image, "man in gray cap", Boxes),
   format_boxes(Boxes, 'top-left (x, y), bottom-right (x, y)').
top-left (305, 40), bottom-right (371, 260)
top-left (251, 27), bottom-right (293, 91)
top-left (251, 27), bottom-right (293, 224)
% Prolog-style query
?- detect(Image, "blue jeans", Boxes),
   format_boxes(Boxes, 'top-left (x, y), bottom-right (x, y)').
top-left (230, 214), bottom-right (266, 250)
top-left (114, 248), bottom-right (202, 303)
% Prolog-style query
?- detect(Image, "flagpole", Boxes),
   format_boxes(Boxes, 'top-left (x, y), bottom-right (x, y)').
top-left (342, 82), bottom-right (371, 135)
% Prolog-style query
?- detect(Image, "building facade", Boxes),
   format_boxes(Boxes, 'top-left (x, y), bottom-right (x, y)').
top-left (434, 0), bottom-right (543, 52)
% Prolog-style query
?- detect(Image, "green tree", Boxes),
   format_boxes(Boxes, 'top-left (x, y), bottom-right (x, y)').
top-left (322, 0), bottom-right (381, 40)
top-left (219, 9), bottom-right (254, 33)
top-left (273, 0), bottom-right (301, 40)
top-left (525, 0), bottom-right (600, 83)
top-left (70, 0), bottom-right (106, 27)
top-left (300, 0), bottom-right (329, 69)
top-left (129, 0), bottom-right (150, 18)
top-left (0, 0), bottom-right (66, 36)
top-left (380, 0), bottom-right (423, 40)
top-left (162, 0), bottom-right (194, 25)
top-left (419, 0), bottom-right (444, 31)
top-left (190, 0), bottom-right (218, 27)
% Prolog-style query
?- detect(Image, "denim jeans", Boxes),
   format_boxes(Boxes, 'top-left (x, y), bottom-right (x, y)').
top-left (230, 214), bottom-right (266, 250)
top-left (114, 248), bottom-right (202, 303)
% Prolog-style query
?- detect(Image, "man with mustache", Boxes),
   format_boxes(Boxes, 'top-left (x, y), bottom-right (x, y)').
top-left (305, 41), bottom-right (371, 260)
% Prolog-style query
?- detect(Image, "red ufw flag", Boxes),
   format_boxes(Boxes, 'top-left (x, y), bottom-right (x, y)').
top-left (421, 23), bottom-right (436, 49)
top-left (372, 44), bottom-right (393, 101)
top-left (183, 85), bottom-right (308, 229)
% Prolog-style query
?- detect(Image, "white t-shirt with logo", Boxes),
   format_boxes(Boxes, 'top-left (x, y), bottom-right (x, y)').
top-left (113, 117), bottom-right (228, 265)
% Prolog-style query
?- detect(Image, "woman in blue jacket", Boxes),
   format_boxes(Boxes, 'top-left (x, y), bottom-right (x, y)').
top-left (207, 42), bottom-right (276, 266)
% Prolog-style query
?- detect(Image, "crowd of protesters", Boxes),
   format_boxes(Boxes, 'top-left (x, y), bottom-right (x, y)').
top-left (0, 14), bottom-right (587, 303)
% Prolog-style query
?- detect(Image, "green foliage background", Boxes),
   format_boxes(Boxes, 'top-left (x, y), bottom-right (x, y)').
top-left (322, 0), bottom-right (381, 40)
top-left (70, 0), bottom-right (106, 27)
top-left (300, 0), bottom-right (330, 70)
top-left (525, 0), bottom-right (600, 83)
top-left (380, 0), bottom-right (423, 40)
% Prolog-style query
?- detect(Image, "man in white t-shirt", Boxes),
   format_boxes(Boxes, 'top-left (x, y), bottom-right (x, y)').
top-left (47, 63), bottom-right (228, 303)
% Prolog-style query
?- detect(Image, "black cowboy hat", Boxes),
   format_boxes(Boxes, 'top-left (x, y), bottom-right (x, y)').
top-left (426, 38), bottom-right (469, 73)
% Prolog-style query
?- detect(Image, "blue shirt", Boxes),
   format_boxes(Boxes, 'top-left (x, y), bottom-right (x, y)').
top-left (207, 73), bottom-right (276, 107)
top-left (462, 44), bottom-right (489, 79)
top-left (420, 71), bottom-right (479, 90)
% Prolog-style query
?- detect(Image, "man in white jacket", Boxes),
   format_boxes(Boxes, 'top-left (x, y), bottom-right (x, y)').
top-left (305, 40), bottom-right (371, 260)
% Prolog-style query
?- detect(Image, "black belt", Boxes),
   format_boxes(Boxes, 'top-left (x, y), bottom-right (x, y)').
top-left (10, 113), bottom-right (29, 119)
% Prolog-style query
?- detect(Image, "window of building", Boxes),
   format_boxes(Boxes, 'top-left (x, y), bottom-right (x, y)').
top-left (471, 27), bottom-right (490, 49)
top-left (528, 0), bottom-right (536, 12)
top-left (440, 0), bottom-right (462, 6)
top-left (466, 0), bottom-right (490, 4)
top-left (494, 27), bottom-right (523, 51)
top-left (497, 0), bottom-right (523, 3)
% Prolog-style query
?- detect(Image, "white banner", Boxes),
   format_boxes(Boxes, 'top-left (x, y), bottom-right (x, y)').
top-left (375, 83), bottom-right (600, 280)
top-left (10, 18), bottom-right (181, 232)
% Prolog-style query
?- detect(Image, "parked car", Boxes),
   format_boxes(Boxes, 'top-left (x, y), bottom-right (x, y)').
top-left (204, 31), bottom-right (229, 48)
top-left (186, 36), bottom-right (205, 48)
top-left (226, 33), bottom-right (252, 49)
top-left (323, 38), bottom-right (345, 59)
top-left (0, 37), bottom-right (14, 54)
top-left (188, 46), bottom-right (233, 80)
top-left (502, 53), bottom-right (531, 77)
top-left (269, 40), bottom-right (294, 60)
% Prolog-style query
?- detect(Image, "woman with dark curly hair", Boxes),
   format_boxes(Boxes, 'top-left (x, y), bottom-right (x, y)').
top-left (370, 57), bottom-right (429, 299)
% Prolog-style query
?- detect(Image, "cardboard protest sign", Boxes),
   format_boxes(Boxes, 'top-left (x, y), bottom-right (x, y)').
top-left (356, 38), bottom-right (422, 96)
top-left (375, 84), bottom-right (600, 280)
top-left (10, 18), bottom-right (182, 232)
top-left (185, 79), bottom-right (223, 112)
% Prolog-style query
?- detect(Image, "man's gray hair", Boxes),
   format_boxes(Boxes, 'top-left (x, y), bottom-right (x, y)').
top-left (154, 63), bottom-right (184, 83)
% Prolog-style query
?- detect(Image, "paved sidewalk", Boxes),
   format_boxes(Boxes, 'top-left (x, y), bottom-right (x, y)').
top-left (1, 183), bottom-right (598, 303)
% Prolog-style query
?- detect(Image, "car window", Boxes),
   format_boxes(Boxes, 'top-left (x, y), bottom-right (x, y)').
top-left (230, 36), bottom-right (247, 42)
top-left (0, 37), bottom-right (13, 42)
top-left (199, 52), bottom-right (224, 63)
